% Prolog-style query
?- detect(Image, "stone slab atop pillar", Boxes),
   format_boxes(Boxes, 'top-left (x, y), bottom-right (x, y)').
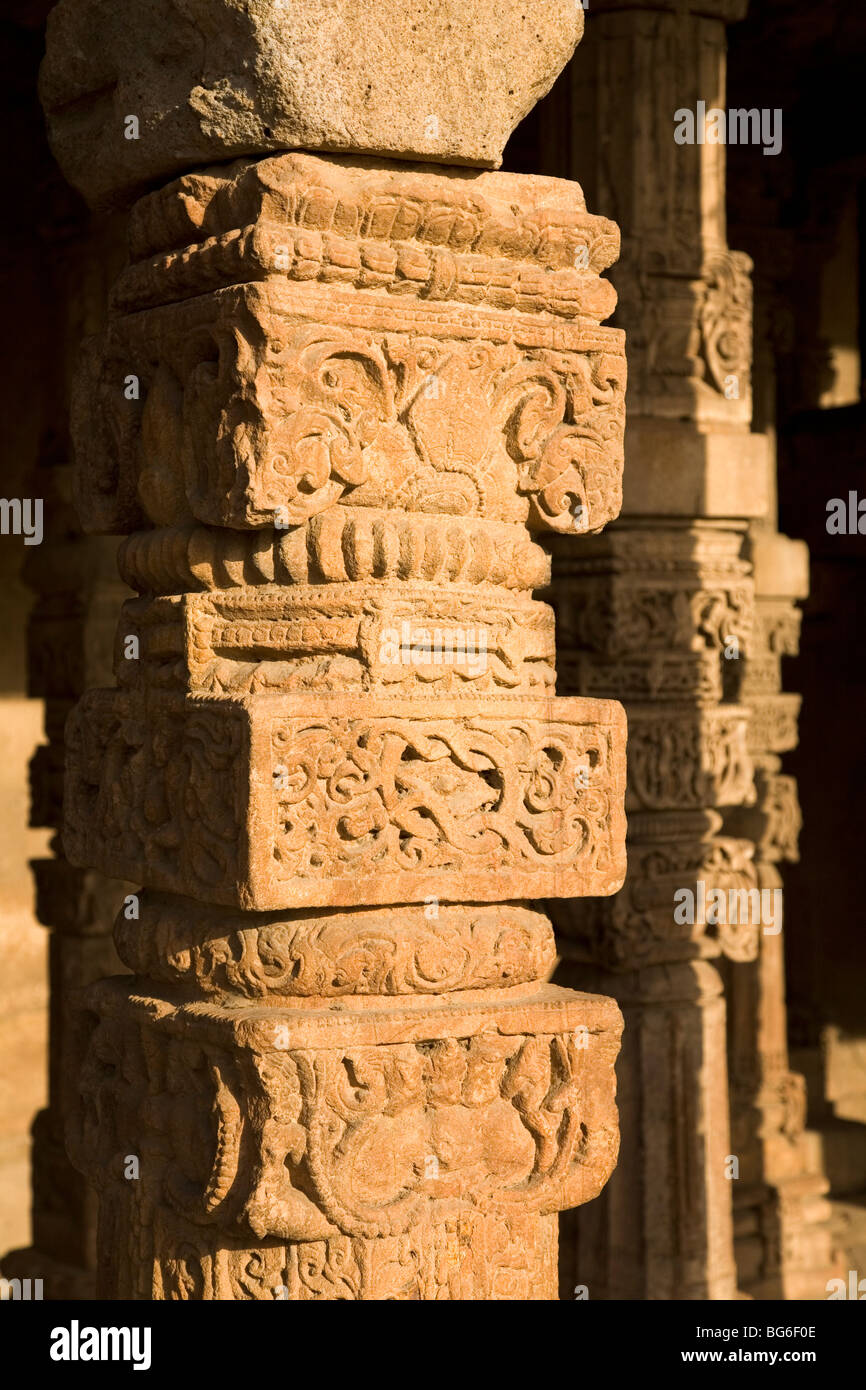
top-left (39, 0), bottom-right (585, 208)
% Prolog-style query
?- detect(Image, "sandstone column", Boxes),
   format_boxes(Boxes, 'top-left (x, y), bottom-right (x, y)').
top-left (11, 499), bottom-right (128, 1299)
top-left (544, 0), bottom-right (769, 1300)
top-left (1, 183), bottom-right (131, 1298)
top-left (40, 1), bottom-right (628, 1299)
top-left (721, 460), bottom-right (835, 1299)
top-left (721, 38), bottom-right (838, 1294)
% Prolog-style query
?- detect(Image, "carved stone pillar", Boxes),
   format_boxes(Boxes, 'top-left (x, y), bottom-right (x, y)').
top-left (723, 34), bottom-right (838, 1294)
top-left (543, 0), bottom-right (773, 1299)
top-left (41, 4), bottom-right (629, 1299)
top-left (11, 489), bottom-right (128, 1299)
top-left (1, 198), bottom-right (131, 1298)
top-left (721, 527), bottom-right (835, 1298)
top-left (553, 526), bottom-right (760, 1299)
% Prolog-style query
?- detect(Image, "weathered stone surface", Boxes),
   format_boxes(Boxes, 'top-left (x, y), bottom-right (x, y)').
top-left (34, 0), bottom-right (628, 1297)
top-left (12, 0), bottom-right (846, 1311)
top-left (77, 280), bottom-right (625, 534)
top-left (118, 154), bottom-right (620, 318)
top-left (557, 812), bottom-right (762, 969)
top-left (65, 690), bottom-right (627, 909)
top-left (115, 895), bottom-right (557, 998)
top-left (553, 525), bottom-right (754, 705)
top-left (115, 584), bottom-right (559, 696)
top-left (621, 423), bottom-right (771, 519)
top-left (40, 0), bottom-right (584, 209)
top-left (100, 1199), bottom-right (563, 1300)
top-left (115, 515), bottom-right (553, 597)
top-left (626, 706), bottom-right (752, 811)
top-left (560, 959), bottom-right (737, 1300)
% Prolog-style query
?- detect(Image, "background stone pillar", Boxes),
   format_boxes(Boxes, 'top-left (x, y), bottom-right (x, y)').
top-left (723, 4), bottom-right (847, 1290)
top-left (532, 0), bottom-right (836, 1303)
top-left (719, 478), bottom-right (835, 1301)
top-left (0, 39), bottom-right (133, 1292)
top-left (40, 1), bottom-right (629, 1299)
top-left (542, 0), bottom-right (773, 1300)
top-left (5, 494), bottom-right (129, 1298)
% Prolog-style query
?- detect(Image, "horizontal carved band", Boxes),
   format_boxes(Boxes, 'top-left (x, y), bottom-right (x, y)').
top-left (116, 895), bottom-right (556, 998)
top-left (117, 583), bottom-right (555, 696)
top-left (65, 691), bottom-right (627, 910)
top-left (744, 693), bottom-right (801, 754)
top-left (551, 525), bottom-right (753, 660)
top-left (551, 523), bottom-right (750, 573)
top-left (109, 1200), bottom-right (560, 1301)
top-left (119, 154), bottom-right (619, 320)
top-left (553, 831), bottom-right (761, 968)
top-left (560, 651), bottom-right (723, 704)
top-left (117, 513), bottom-right (552, 596)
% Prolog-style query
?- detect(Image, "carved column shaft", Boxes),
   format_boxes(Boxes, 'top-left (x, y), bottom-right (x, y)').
top-left (722, 531), bottom-right (834, 1297)
top-left (41, 4), bottom-right (629, 1299)
top-left (21, 503), bottom-right (129, 1297)
top-left (3, 208), bottom-right (131, 1299)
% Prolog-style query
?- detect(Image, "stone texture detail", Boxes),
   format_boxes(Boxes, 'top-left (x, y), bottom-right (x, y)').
top-left (95, 1194), bottom-right (562, 1301)
top-left (563, 959), bottom-right (735, 1300)
top-left (116, 514), bottom-right (553, 596)
top-left (67, 692), bottom-right (626, 909)
top-left (115, 896), bottom-right (557, 999)
top-left (116, 154), bottom-right (620, 319)
top-left (553, 526), bottom-right (759, 1300)
top-left (44, 8), bottom-right (628, 1296)
top-left (39, 2), bottom-right (585, 209)
top-left (114, 584), bottom-right (559, 695)
top-left (69, 978), bottom-right (620, 1256)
